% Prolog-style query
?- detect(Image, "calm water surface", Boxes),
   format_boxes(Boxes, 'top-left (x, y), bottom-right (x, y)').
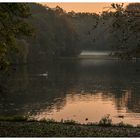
top-left (0, 59), bottom-right (140, 126)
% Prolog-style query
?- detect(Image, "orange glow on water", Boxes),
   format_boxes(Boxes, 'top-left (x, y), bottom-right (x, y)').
top-left (32, 90), bottom-right (140, 126)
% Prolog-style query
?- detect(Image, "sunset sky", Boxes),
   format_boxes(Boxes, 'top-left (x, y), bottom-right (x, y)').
top-left (43, 3), bottom-right (128, 13)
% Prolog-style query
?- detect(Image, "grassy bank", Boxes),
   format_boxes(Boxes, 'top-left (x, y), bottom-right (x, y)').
top-left (0, 119), bottom-right (140, 137)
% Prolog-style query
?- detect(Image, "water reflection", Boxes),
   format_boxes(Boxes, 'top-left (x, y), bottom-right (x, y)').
top-left (0, 59), bottom-right (140, 125)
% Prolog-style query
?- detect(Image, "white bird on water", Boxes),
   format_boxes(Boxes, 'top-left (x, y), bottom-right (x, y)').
top-left (39, 72), bottom-right (48, 77)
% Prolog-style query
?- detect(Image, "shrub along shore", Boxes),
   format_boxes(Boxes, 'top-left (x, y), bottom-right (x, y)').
top-left (0, 116), bottom-right (140, 137)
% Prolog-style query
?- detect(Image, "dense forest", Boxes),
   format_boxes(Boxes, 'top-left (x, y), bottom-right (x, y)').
top-left (0, 3), bottom-right (140, 69)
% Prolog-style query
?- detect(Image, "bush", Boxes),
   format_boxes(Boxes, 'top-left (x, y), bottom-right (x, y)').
top-left (40, 118), bottom-right (56, 123)
top-left (63, 120), bottom-right (77, 125)
top-left (117, 121), bottom-right (133, 128)
top-left (99, 115), bottom-right (112, 126)
top-left (0, 116), bottom-right (27, 122)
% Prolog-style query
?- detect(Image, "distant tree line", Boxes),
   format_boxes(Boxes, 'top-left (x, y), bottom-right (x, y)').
top-left (0, 3), bottom-right (140, 70)
top-left (27, 4), bottom-right (81, 63)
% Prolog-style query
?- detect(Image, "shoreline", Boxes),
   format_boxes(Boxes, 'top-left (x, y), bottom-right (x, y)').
top-left (0, 119), bottom-right (140, 137)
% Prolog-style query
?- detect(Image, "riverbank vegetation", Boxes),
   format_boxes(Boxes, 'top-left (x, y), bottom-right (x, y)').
top-left (0, 4), bottom-right (34, 70)
top-left (100, 3), bottom-right (140, 59)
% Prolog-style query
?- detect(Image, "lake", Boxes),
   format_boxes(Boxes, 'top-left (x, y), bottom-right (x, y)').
top-left (0, 59), bottom-right (140, 126)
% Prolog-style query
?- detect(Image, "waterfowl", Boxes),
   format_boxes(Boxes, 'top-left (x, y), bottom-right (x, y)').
top-left (118, 115), bottom-right (124, 119)
top-left (85, 118), bottom-right (88, 121)
top-left (39, 72), bottom-right (48, 77)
